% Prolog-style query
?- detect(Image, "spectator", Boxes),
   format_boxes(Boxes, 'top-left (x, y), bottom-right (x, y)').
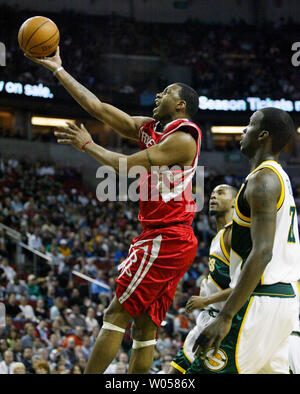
top-left (34, 359), bottom-right (50, 374)
top-left (90, 269), bottom-right (111, 302)
top-left (50, 297), bottom-right (64, 321)
top-left (18, 296), bottom-right (39, 322)
top-left (21, 347), bottom-right (34, 374)
top-left (28, 229), bottom-right (43, 251)
top-left (157, 359), bottom-right (171, 374)
top-left (35, 298), bottom-right (48, 320)
top-left (69, 364), bottom-right (84, 374)
top-left (49, 317), bottom-right (65, 343)
top-left (26, 275), bottom-right (42, 300)
top-left (81, 335), bottom-right (92, 360)
top-left (68, 305), bottom-right (87, 330)
top-left (6, 327), bottom-right (19, 350)
top-left (0, 258), bottom-right (16, 282)
top-left (173, 308), bottom-right (192, 340)
top-left (58, 239), bottom-right (71, 257)
top-left (12, 362), bottom-right (26, 374)
top-left (114, 243), bottom-right (127, 261)
top-left (0, 350), bottom-right (16, 374)
top-left (62, 326), bottom-right (84, 348)
top-left (84, 259), bottom-right (98, 278)
top-left (68, 288), bottom-right (82, 308)
top-left (6, 276), bottom-right (29, 300)
top-left (35, 320), bottom-right (49, 345)
top-left (64, 337), bottom-right (77, 366)
top-left (156, 329), bottom-right (172, 353)
top-left (55, 363), bottom-right (69, 374)
top-left (5, 293), bottom-right (22, 318)
top-left (20, 323), bottom-right (36, 350)
top-left (85, 307), bottom-right (99, 333)
top-left (11, 195), bottom-right (24, 213)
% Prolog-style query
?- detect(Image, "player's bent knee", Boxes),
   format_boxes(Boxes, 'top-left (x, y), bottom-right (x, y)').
top-left (102, 297), bottom-right (131, 328)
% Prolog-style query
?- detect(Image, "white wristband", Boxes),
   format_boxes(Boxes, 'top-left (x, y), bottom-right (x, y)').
top-left (53, 66), bottom-right (63, 76)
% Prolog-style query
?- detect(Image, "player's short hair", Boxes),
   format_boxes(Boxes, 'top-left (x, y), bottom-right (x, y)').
top-left (259, 107), bottom-right (295, 153)
top-left (176, 83), bottom-right (199, 118)
top-left (227, 185), bottom-right (238, 199)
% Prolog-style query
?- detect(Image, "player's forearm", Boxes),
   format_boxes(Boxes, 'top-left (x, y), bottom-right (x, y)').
top-left (85, 142), bottom-right (127, 173)
top-left (55, 68), bottom-right (102, 118)
top-left (205, 288), bottom-right (232, 306)
top-left (219, 251), bottom-right (270, 319)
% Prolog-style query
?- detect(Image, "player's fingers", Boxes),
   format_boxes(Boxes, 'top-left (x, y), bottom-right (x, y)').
top-left (212, 337), bottom-right (222, 356)
top-left (54, 132), bottom-right (73, 139)
top-left (80, 123), bottom-right (88, 131)
top-left (57, 139), bottom-right (72, 145)
top-left (66, 121), bottom-right (78, 130)
top-left (55, 127), bottom-right (76, 135)
top-left (24, 53), bottom-right (43, 64)
top-left (193, 333), bottom-right (208, 355)
top-left (201, 337), bottom-right (215, 360)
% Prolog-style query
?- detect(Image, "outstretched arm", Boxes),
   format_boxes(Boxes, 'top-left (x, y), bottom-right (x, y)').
top-left (54, 122), bottom-right (197, 173)
top-left (193, 168), bottom-right (281, 357)
top-left (25, 48), bottom-right (151, 141)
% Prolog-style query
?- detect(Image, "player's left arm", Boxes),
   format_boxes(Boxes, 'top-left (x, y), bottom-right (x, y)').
top-left (193, 168), bottom-right (281, 357)
top-left (54, 123), bottom-right (197, 173)
top-left (185, 288), bottom-right (233, 313)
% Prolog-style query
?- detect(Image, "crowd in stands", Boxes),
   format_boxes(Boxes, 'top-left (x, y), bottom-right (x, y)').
top-left (0, 154), bottom-right (246, 374)
top-left (0, 5), bottom-right (299, 100)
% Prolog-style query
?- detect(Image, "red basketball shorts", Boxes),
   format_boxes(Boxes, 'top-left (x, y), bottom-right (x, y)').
top-left (115, 224), bottom-right (198, 327)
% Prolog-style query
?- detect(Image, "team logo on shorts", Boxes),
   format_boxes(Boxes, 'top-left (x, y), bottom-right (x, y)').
top-left (204, 348), bottom-right (228, 372)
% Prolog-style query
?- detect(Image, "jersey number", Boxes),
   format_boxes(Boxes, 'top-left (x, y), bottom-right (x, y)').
top-left (288, 206), bottom-right (296, 243)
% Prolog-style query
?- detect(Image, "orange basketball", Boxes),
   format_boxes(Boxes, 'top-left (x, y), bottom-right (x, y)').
top-left (18, 16), bottom-right (60, 57)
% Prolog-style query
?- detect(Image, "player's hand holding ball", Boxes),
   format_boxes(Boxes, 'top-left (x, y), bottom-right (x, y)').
top-left (25, 45), bottom-right (62, 73)
top-left (19, 16), bottom-right (62, 73)
top-left (54, 123), bottom-right (94, 152)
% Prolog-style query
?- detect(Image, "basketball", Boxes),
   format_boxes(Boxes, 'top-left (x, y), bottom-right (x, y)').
top-left (18, 16), bottom-right (59, 57)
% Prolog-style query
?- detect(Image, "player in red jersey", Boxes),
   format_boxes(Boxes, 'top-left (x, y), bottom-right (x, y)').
top-left (25, 48), bottom-right (202, 374)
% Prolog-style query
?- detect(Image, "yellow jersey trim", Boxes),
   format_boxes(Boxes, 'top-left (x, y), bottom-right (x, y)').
top-left (232, 217), bottom-right (251, 228)
top-left (183, 339), bottom-right (193, 364)
top-left (220, 228), bottom-right (231, 262)
top-left (210, 253), bottom-right (230, 267)
top-left (235, 183), bottom-right (251, 223)
top-left (296, 281), bottom-right (300, 296)
top-left (247, 160), bottom-right (282, 178)
top-left (170, 360), bottom-right (186, 374)
top-left (208, 273), bottom-right (223, 290)
top-left (235, 296), bottom-right (254, 374)
top-left (251, 165), bottom-right (285, 211)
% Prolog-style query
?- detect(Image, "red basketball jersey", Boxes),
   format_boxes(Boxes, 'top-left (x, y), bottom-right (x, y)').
top-left (137, 118), bottom-right (202, 229)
